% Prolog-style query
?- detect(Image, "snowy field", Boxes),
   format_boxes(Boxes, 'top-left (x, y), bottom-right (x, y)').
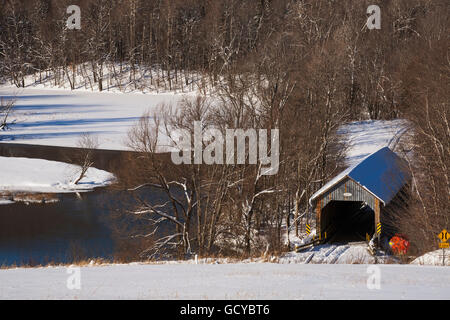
top-left (0, 263), bottom-right (448, 299)
top-left (0, 87), bottom-right (408, 154)
top-left (0, 86), bottom-right (186, 150)
top-left (0, 156), bottom-right (114, 195)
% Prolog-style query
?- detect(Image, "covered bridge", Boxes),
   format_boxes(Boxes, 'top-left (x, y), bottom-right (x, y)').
top-left (309, 147), bottom-right (410, 246)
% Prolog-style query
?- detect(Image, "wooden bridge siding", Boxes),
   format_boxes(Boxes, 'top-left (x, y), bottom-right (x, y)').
top-left (314, 177), bottom-right (378, 238)
top-left (375, 198), bottom-right (381, 241)
top-left (317, 178), bottom-right (376, 210)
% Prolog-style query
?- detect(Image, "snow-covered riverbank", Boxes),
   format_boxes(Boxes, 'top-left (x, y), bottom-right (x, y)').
top-left (0, 156), bottom-right (114, 195)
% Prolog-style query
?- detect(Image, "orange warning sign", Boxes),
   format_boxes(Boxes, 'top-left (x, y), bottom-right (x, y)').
top-left (438, 229), bottom-right (449, 242)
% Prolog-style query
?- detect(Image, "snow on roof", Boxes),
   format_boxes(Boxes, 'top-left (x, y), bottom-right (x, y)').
top-left (309, 147), bottom-right (410, 206)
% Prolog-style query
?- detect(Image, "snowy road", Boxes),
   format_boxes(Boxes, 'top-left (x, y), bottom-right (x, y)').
top-left (0, 263), bottom-right (448, 299)
top-left (338, 119), bottom-right (408, 166)
top-left (280, 242), bottom-right (378, 264)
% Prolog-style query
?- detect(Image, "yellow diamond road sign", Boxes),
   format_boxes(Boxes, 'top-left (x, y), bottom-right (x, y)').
top-left (438, 229), bottom-right (449, 242)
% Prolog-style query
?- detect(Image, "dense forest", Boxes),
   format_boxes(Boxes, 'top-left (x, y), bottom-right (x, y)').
top-left (1, 0), bottom-right (448, 259)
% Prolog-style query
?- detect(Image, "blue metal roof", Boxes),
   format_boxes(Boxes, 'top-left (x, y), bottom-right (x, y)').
top-left (310, 147), bottom-right (410, 205)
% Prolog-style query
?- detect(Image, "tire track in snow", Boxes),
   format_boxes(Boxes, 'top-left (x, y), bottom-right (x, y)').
top-left (324, 245), bottom-right (338, 257)
top-left (325, 245), bottom-right (351, 264)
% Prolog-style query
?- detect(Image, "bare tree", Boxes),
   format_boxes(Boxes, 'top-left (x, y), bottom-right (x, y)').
top-left (0, 97), bottom-right (16, 131)
top-left (124, 110), bottom-right (197, 259)
top-left (73, 133), bottom-right (99, 185)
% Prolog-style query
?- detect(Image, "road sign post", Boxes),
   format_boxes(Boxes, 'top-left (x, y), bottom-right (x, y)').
top-left (442, 247), bottom-right (445, 266)
top-left (438, 229), bottom-right (449, 266)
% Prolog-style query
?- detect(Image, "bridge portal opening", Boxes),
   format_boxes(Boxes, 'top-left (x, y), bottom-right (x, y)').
top-left (321, 201), bottom-right (374, 243)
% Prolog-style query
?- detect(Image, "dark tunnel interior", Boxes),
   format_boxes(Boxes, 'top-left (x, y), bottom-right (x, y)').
top-left (321, 201), bottom-right (375, 243)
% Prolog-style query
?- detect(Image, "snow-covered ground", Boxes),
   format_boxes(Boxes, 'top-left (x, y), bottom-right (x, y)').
top-left (0, 199), bottom-right (14, 205)
top-left (339, 119), bottom-right (408, 166)
top-left (0, 263), bottom-right (448, 299)
top-left (0, 156), bottom-right (114, 195)
top-left (1, 86), bottom-right (409, 154)
top-left (280, 243), bottom-right (382, 265)
top-left (7, 63), bottom-right (203, 95)
top-left (412, 249), bottom-right (450, 266)
top-left (0, 86), bottom-right (186, 150)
